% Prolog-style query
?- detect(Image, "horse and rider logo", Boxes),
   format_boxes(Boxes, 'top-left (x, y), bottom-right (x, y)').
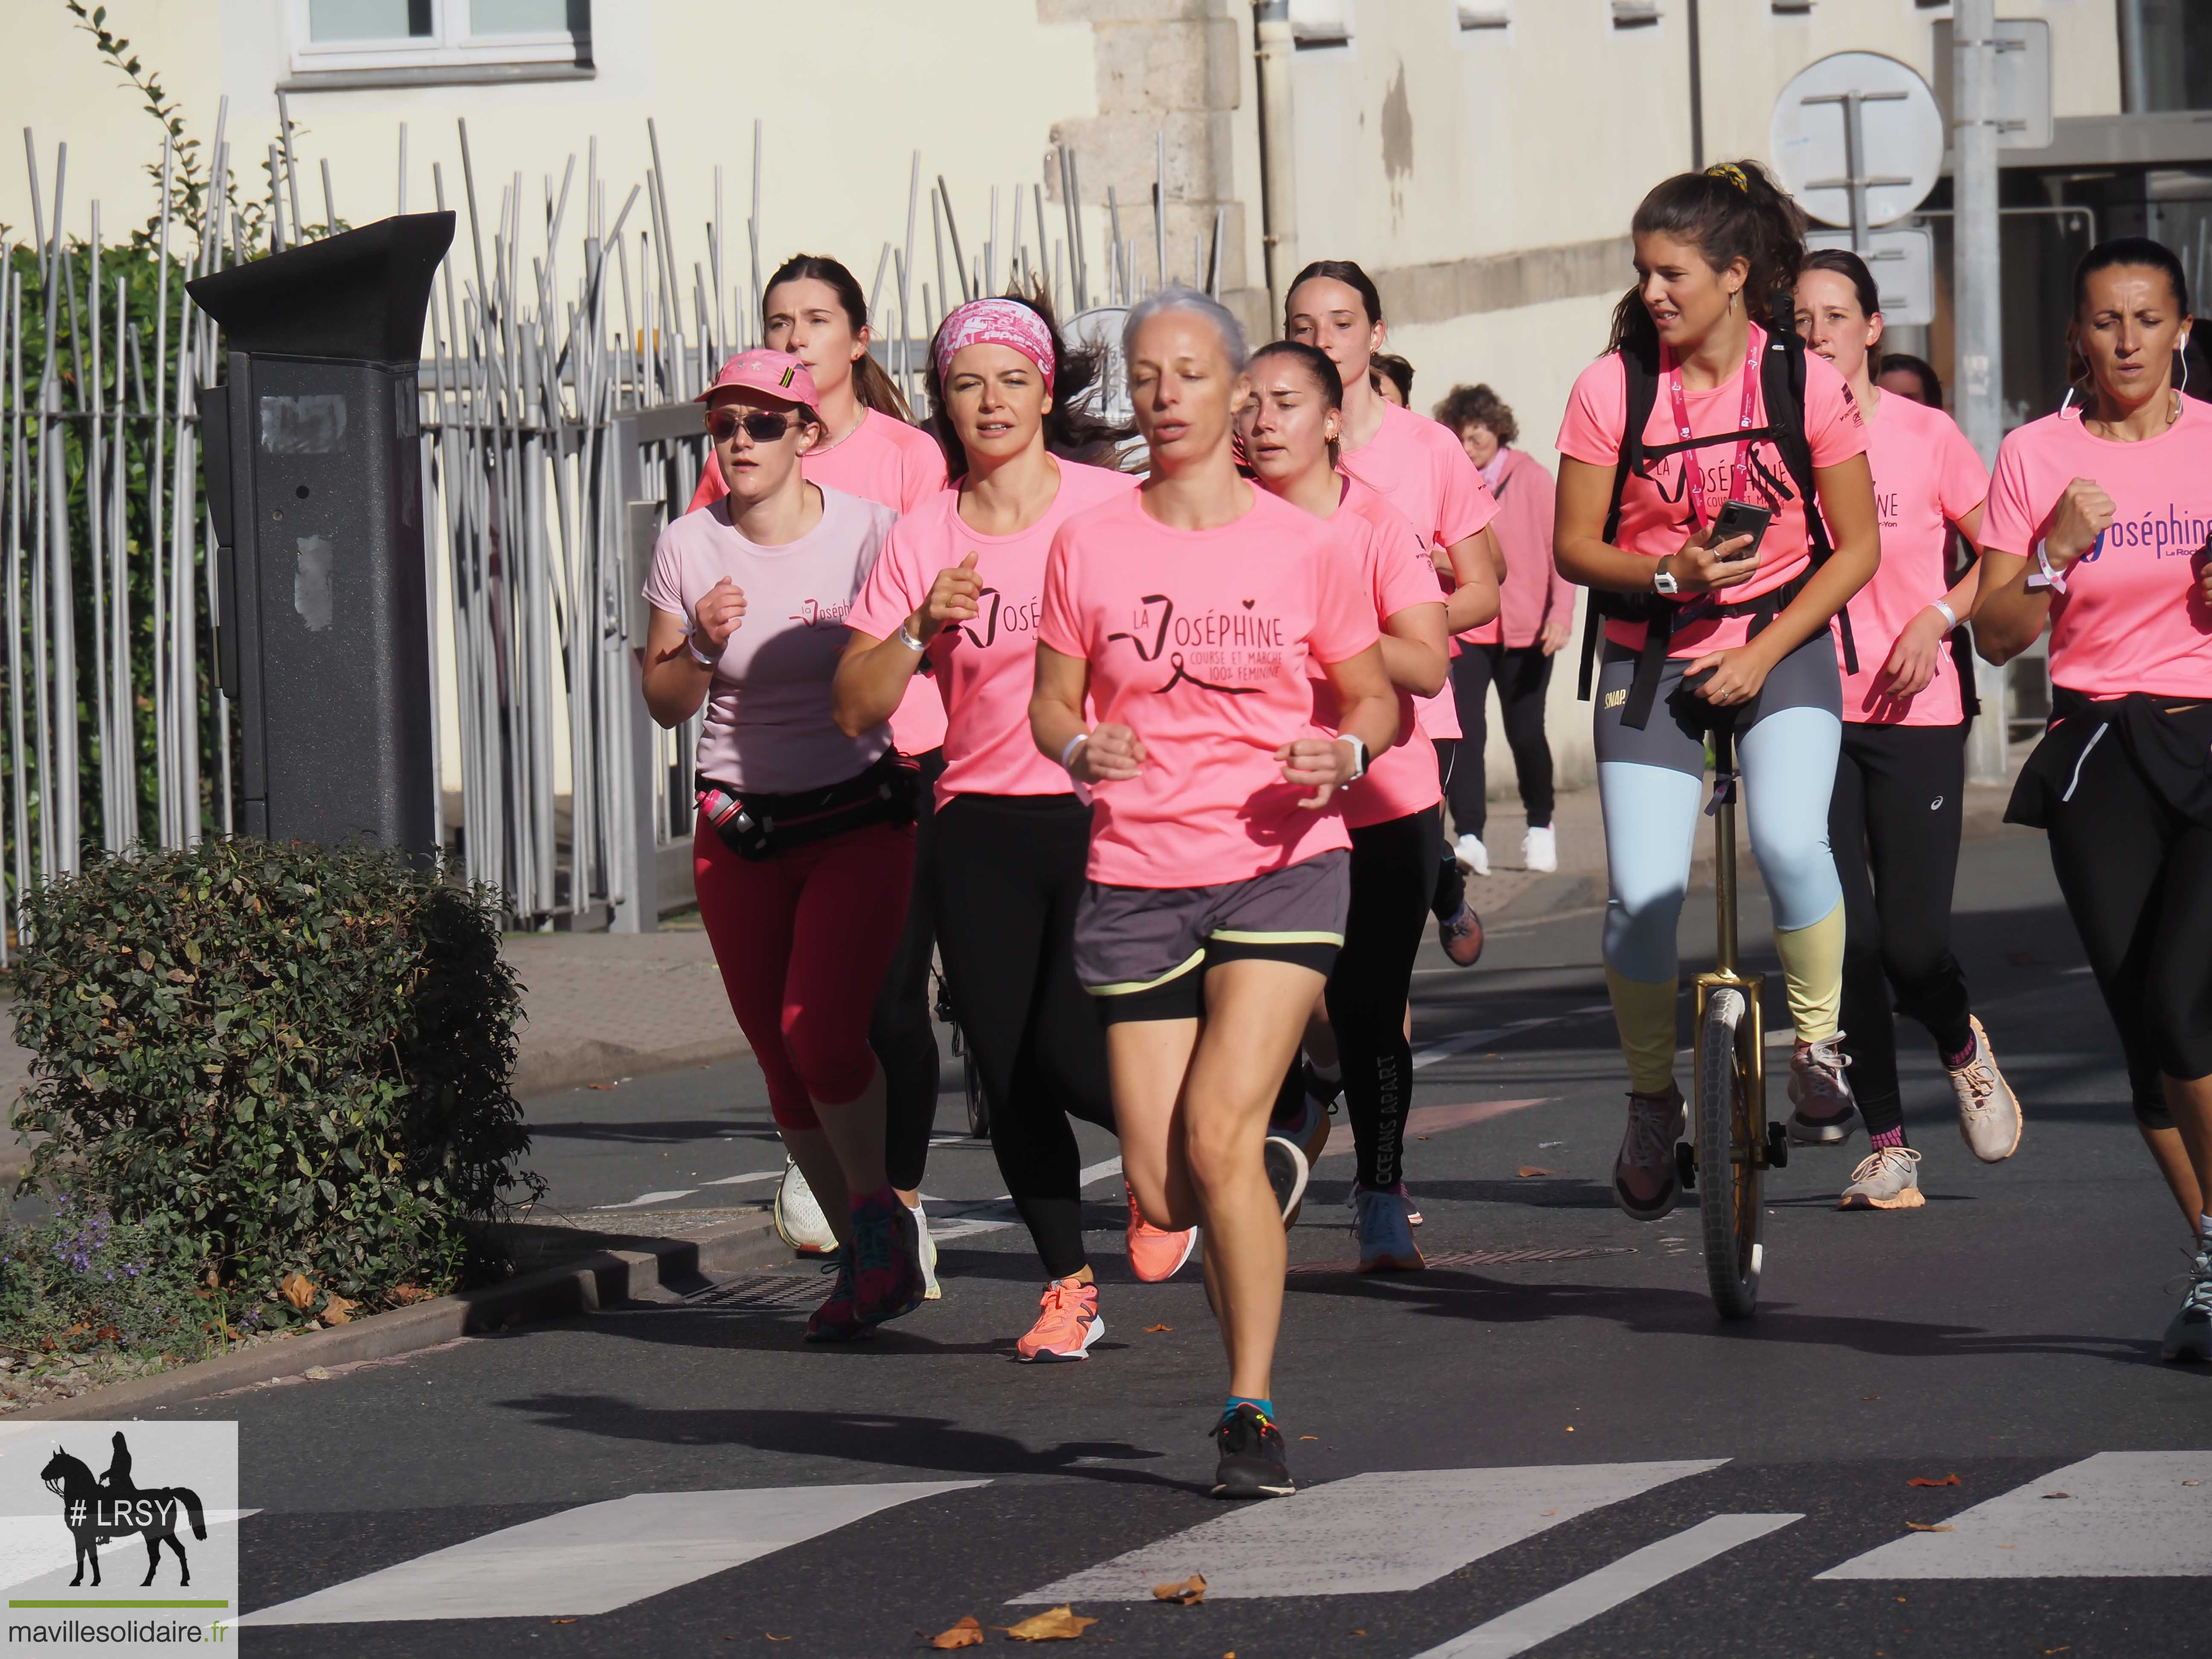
top-left (39, 1432), bottom-right (209, 1588)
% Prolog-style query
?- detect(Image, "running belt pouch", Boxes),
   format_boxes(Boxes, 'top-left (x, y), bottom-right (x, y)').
top-left (698, 752), bottom-right (920, 862)
top-left (2005, 690), bottom-right (2212, 831)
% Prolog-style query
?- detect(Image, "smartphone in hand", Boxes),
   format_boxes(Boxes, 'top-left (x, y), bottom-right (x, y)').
top-left (1709, 500), bottom-right (1773, 563)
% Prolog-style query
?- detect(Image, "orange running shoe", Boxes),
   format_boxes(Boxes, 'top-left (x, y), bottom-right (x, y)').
top-left (1126, 1180), bottom-right (1199, 1282)
top-left (1016, 1276), bottom-right (1103, 1362)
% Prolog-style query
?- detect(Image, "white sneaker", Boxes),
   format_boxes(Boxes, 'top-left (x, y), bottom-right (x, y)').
top-left (1454, 833), bottom-right (1490, 876)
top-left (772, 1157), bottom-right (838, 1256)
top-left (1839, 1146), bottom-right (1924, 1210)
top-left (909, 1199), bottom-right (942, 1300)
top-left (1522, 825), bottom-right (1558, 873)
top-left (1949, 1016), bottom-right (2023, 1164)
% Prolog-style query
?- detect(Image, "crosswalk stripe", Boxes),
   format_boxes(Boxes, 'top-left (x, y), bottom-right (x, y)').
top-left (1012, 1460), bottom-right (1727, 1603)
top-left (235, 1481), bottom-right (986, 1625)
top-left (1412, 1513), bottom-right (1802, 1657)
top-left (1815, 1452), bottom-right (2212, 1580)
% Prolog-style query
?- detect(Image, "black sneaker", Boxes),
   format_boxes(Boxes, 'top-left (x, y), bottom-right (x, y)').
top-left (1209, 1403), bottom-right (1295, 1499)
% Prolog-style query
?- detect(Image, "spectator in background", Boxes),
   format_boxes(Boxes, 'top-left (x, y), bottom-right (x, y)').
top-left (1877, 352), bottom-right (1944, 408)
top-left (1434, 384), bottom-right (1574, 876)
top-left (1371, 352), bottom-right (1414, 407)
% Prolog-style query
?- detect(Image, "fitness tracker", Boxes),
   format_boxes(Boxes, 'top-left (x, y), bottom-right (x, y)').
top-left (1652, 558), bottom-right (1680, 597)
top-left (1341, 735), bottom-right (1368, 782)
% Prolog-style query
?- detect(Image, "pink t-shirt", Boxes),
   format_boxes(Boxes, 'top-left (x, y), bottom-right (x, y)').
top-left (1310, 479), bottom-right (1447, 830)
top-left (689, 408), bottom-right (952, 753)
top-left (849, 459), bottom-right (1138, 808)
top-left (1981, 398), bottom-right (2212, 699)
top-left (1834, 393), bottom-right (1988, 726)
top-left (1461, 445), bottom-right (1574, 649)
top-left (1339, 400), bottom-right (1501, 740)
top-left (1038, 484), bottom-right (1382, 888)
top-left (642, 486), bottom-right (899, 792)
top-left (1557, 329), bottom-right (1868, 658)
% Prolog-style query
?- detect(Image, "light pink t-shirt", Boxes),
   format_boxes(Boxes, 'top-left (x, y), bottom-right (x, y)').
top-left (1310, 479), bottom-right (1447, 830)
top-left (1981, 398), bottom-right (2212, 699)
top-left (643, 486), bottom-right (899, 792)
top-left (1461, 445), bottom-right (1575, 649)
top-left (689, 408), bottom-right (952, 753)
top-left (1557, 329), bottom-right (1868, 658)
top-left (1834, 393), bottom-right (1988, 726)
top-left (1039, 484), bottom-right (1382, 889)
top-left (849, 459), bottom-right (1138, 808)
top-left (1339, 400), bottom-right (1501, 740)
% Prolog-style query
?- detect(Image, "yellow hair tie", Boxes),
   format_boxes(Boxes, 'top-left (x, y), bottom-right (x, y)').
top-left (1706, 163), bottom-right (1750, 193)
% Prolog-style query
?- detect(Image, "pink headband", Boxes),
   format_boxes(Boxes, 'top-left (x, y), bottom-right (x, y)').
top-left (934, 299), bottom-right (1057, 392)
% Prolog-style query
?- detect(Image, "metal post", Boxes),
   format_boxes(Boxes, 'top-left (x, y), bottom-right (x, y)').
top-left (2119, 0), bottom-right (2150, 114)
top-left (1955, 0), bottom-right (2011, 784)
top-left (1252, 0), bottom-right (1299, 321)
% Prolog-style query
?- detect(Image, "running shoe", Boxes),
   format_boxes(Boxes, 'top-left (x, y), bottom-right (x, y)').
top-left (850, 1191), bottom-right (926, 1326)
top-left (1353, 1183), bottom-right (1424, 1272)
top-left (1017, 1276), bottom-right (1103, 1362)
top-left (909, 1199), bottom-right (942, 1301)
top-left (1522, 824), bottom-right (1558, 873)
top-left (1126, 1180), bottom-right (1199, 1282)
top-left (1272, 1068), bottom-right (1339, 1167)
top-left (1454, 832), bottom-right (1491, 876)
top-left (1264, 1135), bottom-right (1310, 1226)
top-left (1948, 1016), bottom-right (2023, 1164)
top-left (1209, 1403), bottom-right (1295, 1499)
top-left (773, 1157), bottom-right (838, 1257)
top-left (803, 1252), bottom-right (871, 1344)
top-left (1400, 1185), bottom-right (1424, 1228)
top-left (2162, 1240), bottom-right (2212, 1363)
top-left (1438, 900), bottom-right (1484, 967)
top-left (1787, 1033), bottom-right (1860, 1145)
top-left (1839, 1146), bottom-right (1924, 1211)
top-left (1613, 1084), bottom-right (1685, 1221)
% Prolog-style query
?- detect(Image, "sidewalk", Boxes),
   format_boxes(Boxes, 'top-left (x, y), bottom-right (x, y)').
top-left (0, 772), bottom-right (2028, 1183)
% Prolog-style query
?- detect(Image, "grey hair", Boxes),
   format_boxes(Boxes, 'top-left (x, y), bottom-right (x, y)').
top-left (1121, 284), bottom-right (1250, 372)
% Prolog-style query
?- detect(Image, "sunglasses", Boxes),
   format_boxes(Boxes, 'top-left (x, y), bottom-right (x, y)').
top-left (707, 410), bottom-right (799, 445)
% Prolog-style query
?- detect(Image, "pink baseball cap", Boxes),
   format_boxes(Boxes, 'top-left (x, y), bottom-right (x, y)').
top-left (695, 348), bottom-right (819, 407)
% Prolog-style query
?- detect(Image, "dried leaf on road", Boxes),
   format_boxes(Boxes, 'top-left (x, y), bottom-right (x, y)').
top-left (928, 1614), bottom-right (985, 1648)
top-left (2041, 1492), bottom-right (2072, 1500)
top-left (1904, 1522), bottom-right (1953, 1532)
top-left (391, 1284), bottom-right (433, 1304)
top-left (279, 1272), bottom-right (316, 1311)
top-left (1516, 1167), bottom-right (1557, 1179)
top-left (1907, 1474), bottom-right (1961, 1487)
top-left (320, 1294), bottom-right (357, 1327)
top-left (1144, 1324), bottom-right (1173, 1333)
top-left (1152, 1574), bottom-right (1206, 1606)
top-left (999, 1605), bottom-right (1099, 1641)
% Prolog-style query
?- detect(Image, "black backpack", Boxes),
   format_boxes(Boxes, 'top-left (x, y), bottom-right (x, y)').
top-left (1577, 294), bottom-right (1857, 729)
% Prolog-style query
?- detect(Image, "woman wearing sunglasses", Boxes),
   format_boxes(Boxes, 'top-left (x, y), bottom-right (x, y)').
top-left (643, 348), bottom-right (926, 1342)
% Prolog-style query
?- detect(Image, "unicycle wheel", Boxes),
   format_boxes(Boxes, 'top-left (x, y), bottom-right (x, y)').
top-left (1695, 986), bottom-right (1763, 1318)
top-left (962, 1047), bottom-right (990, 1139)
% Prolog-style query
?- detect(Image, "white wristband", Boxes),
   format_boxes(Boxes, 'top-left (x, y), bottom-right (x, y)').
top-left (1930, 599), bottom-right (1959, 630)
top-left (2026, 539), bottom-right (2070, 596)
top-left (1059, 732), bottom-right (1090, 772)
top-left (896, 621), bottom-right (928, 652)
top-left (687, 634), bottom-right (720, 669)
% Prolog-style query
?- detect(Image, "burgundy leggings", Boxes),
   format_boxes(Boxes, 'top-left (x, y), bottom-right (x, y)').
top-left (694, 813), bottom-right (916, 1129)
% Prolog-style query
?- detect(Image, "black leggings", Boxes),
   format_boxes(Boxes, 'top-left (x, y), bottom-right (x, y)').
top-left (1830, 720), bottom-right (1976, 1137)
top-left (1448, 643), bottom-right (1556, 839)
top-left (873, 748), bottom-right (946, 1192)
top-left (931, 792), bottom-right (1116, 1279)
top-left (1429, 741), bottom-right (1466, 922)
top-left (1328, 810), bottom-right (1437, 1190)
top-left (2042, 725), bottom-right (2212, 1121)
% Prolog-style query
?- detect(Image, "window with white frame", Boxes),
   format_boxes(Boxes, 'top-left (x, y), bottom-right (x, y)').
top-left (288, 0), bottom-right (591, 79)
top-left (1611, 0), bottom-right (1661, 30)
top-left (1290, 0), bottom-right (1353, 51)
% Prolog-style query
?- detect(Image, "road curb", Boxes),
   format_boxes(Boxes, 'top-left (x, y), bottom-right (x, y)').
top-left (512, 1032), bottom-right (751, 1099)
top-left (10, 1206), bottom-right (789, 1421)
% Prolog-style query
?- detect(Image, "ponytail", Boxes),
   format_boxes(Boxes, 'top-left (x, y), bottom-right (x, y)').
top-left (762, 252), bottom-right (915, 422)
top-left (1607, 159), bottom-right (1807, 358)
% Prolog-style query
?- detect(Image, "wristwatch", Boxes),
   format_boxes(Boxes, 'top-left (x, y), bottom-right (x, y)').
top-left (1652, 557), bottom-right (1680, 597)
top-left (1341, 735), bottom-right (1369, 782)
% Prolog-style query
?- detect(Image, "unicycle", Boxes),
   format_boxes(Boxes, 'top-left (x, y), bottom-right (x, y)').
top-left (1674, 721), bottom-right (1787, 1318)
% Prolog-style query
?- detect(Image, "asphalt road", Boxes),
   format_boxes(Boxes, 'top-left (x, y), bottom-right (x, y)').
top-left (170, 824), bottom-right (2210, 1656)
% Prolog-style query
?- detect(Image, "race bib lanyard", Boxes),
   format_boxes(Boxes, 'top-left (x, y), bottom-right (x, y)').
top-left (1663, 323), bottom-right (1763, 532)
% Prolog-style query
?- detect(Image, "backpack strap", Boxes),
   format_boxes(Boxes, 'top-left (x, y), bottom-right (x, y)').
top-left (1580, 343), bottom-right (1664, 703)
top-left (1760, 294), bottom-right (1859, 675)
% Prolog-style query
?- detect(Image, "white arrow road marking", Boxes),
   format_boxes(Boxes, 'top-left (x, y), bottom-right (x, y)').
top-left (1412, 1006), bottom-right (1614, 1071)
top-left (236, 1482), bottom-right (987, 1625)
top-left (926, 1157), bottom-right (1127, 1243)
top-left (589, 1189), bottom-right (698, 1211)
top-left (1412, 1513), bottom-right (1802, 1657)
top-left (1816, 1451), bottom-right (2212, 1579)
top-left (1013, 1460), bottom-right (1727, 1602)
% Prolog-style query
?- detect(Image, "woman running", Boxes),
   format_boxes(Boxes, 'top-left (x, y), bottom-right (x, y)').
top-left (1553, 160), bottom-right (1880, 1222)
top-left (1973, 236), bottom-right (2212, 1361)
top-left (1371, 352), bottom-right (1415, 409)
top-left (1793, 248), bottom-right (2022, 1211)
top-left (1239, 341), bottom-right (1477, 1272)
top-left (688, 256), bottom-right (951, 1278)
top-left (1030, 287), bottom-right (1398, 1496)
top-left (1877, 352), bottom-right (1944, 409)
top-left (643, 348), bottom-right (925, 1340)
top-left (1436, 383), bottom-right (1574, 878)
top-left (1285, 262), bottom-right (1502, 963)
top-left (838, 292), bottom-right (1194, 1362)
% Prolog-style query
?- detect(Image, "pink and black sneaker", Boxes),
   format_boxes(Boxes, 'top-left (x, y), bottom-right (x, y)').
top-left (850, 1190), bottom-right (926, 1326)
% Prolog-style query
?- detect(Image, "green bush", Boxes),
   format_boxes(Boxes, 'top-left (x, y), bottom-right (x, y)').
top-left (9, 840), bottom-right (541, 1310)
top-left (0, 1195), bottom-right (221, 1361)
